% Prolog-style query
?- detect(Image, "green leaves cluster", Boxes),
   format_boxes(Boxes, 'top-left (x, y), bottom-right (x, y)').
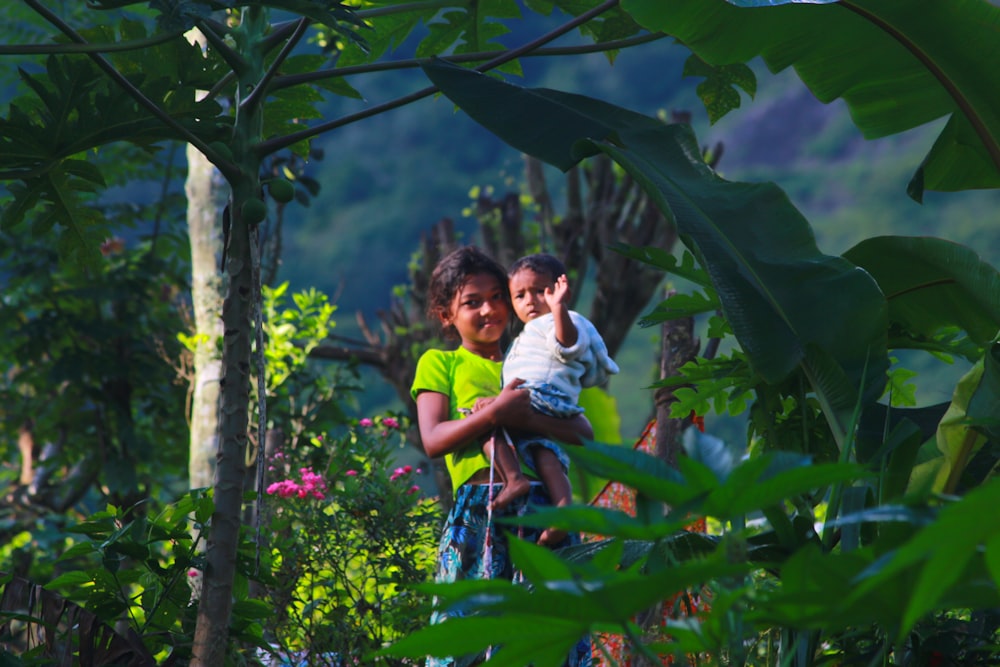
top-left (262, 418), bottom-right (441, 665)
top-left (623, 0), bottom-right (1000, 200)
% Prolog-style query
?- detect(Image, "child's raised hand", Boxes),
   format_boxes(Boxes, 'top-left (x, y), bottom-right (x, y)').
top-left (544, 274), bottom-right (571, 310)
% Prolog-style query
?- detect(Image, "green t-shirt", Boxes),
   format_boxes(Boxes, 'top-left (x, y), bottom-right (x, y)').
top-left (411, 347), bottom-right (502, 493)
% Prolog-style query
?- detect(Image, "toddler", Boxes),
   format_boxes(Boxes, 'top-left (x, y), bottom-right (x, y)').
top-left (483, 253), bottom-right (619, 545)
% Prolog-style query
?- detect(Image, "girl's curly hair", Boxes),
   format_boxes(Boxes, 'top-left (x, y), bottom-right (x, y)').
top-left (426, 246), bottom-right (510, 341)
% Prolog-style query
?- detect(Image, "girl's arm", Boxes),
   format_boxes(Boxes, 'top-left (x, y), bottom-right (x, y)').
top-left (514, 409), bottom-right (593, 446)
top-left (417, 378), bottom-right (531, 459)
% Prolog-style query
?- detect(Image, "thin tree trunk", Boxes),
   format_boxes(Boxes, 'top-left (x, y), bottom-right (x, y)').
top-left (185, 142), bottom-right (227, 491)
top-left (191, 197), bottom-right (255, 664)
top-left (191, 8), bottom-right (269, 655)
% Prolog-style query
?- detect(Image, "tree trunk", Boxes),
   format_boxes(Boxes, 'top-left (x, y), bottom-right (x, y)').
top-left (185, 142), bottom-right (227, 492)
top-left (191, 198), bottom-right (255, 664)
top-left (654, 306), bottom-right (700, 468)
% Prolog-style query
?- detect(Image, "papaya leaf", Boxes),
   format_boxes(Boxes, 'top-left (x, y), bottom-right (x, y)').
top-left (683, 54), bottom-right (756, 124)
top-left (565, 441), bottom-right (701, 507)
top-left (503, 504), bottom-right (691, 540)
top-left (704, 457), bottom-right (868, 521)
top-left (379, 615), bottom-right (583, 667)
top-left (846, 478), bottom-right (1000, 642)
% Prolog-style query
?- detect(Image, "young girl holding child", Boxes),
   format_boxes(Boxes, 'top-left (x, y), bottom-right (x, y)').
top-left (411, 246), bottom-right (592, 667)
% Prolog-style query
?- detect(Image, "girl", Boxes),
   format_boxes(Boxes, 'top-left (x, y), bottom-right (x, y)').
top-left (411, 245), bottom-right (592, 667)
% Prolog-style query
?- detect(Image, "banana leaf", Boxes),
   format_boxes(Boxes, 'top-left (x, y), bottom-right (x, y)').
top-left (421, 59), bottom-right (889, 432)
top-left (843, 236), bottom-right (1000, 348)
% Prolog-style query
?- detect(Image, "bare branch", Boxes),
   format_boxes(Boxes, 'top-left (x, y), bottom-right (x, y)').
top-left (258, 0), bottom-right (625, 156)
top-left (0, 28), bottom-right (186, 55)
top-left (241, 18), bottom-right (311, 113)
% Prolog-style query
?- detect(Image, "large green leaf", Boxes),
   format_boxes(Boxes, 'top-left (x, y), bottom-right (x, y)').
top-left (968, 342), bottom-right (1000, 441)
top-left (421, 59), bottom-right (889, 423)
top-left (844, 236), bottom-right (1000, 348)
top-left (621, 0), bottom-right (1000, 199)
top-left (845, 477), bottom-right (1000, 643)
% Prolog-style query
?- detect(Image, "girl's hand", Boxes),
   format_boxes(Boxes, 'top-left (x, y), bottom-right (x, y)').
top-left (490, 378), bottom-right (533, 422)
top-left (471, 396), bottom-right (497, 412)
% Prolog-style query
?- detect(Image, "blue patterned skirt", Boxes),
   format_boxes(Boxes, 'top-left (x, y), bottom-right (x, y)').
top-left (425, 481), bottom-right (591, 667)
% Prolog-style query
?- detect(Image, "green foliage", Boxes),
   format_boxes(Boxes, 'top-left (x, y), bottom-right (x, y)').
top-left (260, 416), bottom-right (441, 665)
top-left (682, 54), bottom-right (756, 124)
top-left (42, 491), bottom-right (220, 663)
top-left (6, 2), bottom-right (1000, 664)
top-left (0, 228), bottom-right (190, 574)
top-left (0, 19), bottom-right (224, 267)
top-left (422, 59), bottom-right (893, 444)
top-left (384, 434), bottom-right (1000, 665)
top-left (623, 0), bottom-right (1000, 199)
top-left (256, 282), bottom-right (357, 450)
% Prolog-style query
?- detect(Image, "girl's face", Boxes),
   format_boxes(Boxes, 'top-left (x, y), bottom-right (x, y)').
top-left (509, 268), bottom-right (552, 324)
top-left (440, 272), bottom-right (510, 360)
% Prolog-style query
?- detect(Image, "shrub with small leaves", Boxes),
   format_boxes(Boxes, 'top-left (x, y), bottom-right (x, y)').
top-left (259, 414), bottom-right (441, 666)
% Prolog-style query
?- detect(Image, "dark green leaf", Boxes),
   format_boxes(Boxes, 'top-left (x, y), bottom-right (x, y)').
top-left (622, 0), bottom-right (1000, 198)
top-left (844, 236), bottom-right (1000, 348)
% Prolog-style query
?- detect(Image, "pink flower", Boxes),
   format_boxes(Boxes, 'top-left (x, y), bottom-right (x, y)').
top-left (345, 469), bottom-right (358, 477)
top-left (359, 418), bottom-right (374, 427)
top-left (407, 485), bottom-right (420, 495)
top-left (383, 417), bottom-right (400, 429)
top-left (188, 569), bottom-right (199, 577)
top-left (266, 468), bottom-right (327, 500)
top-left (390, 465), bottom-right (413, 482)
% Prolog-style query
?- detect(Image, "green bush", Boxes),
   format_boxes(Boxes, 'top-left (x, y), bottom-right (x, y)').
top-left (258, 415), bottom-right (441, 666)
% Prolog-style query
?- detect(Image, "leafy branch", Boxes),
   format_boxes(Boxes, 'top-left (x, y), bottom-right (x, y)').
top-left (23, 0), bottom-right (222, 167)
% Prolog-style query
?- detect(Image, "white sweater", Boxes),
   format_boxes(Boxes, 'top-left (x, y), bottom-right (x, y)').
top-left (502, 311), bottom-right (620, 404)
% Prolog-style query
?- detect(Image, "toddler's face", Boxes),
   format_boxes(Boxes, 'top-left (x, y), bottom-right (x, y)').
top-left (509, 268), bottom-right (552, 324)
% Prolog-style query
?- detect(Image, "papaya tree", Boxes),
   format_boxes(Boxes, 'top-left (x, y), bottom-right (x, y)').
top-left (0, 0), bottom-right (666, 661)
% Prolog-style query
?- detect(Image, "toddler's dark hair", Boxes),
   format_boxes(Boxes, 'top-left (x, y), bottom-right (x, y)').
top-left (426, 246), bottom-right (509, 341)
top-left (508, 253), bottom-right (566, 283)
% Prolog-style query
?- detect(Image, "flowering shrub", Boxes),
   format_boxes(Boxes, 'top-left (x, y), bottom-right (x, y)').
top-left (260, 414), bottom-right (441, 666)
top-left (266, 467), bottom-right (328, 500)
